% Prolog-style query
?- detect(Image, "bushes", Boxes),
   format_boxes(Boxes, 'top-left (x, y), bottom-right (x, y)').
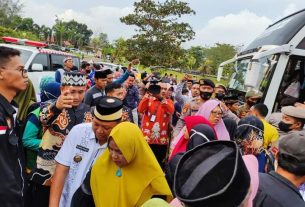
top-left (0, 26), bottom-right (39, 42)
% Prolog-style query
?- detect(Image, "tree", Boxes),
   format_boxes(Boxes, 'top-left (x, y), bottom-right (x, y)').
top-left (113, 37), bottom-right (128, 64)
top-left (120, 0), bottom-right (195, 67)
top-left (188, 46), bottom-right (205, 69)
top-left (53, 19), bottom-right (93, 47)
top-left (0, 0), bottom-right (23, 27)
top-left (202, 43), bottom-right (236, 75)
top-left (98, 32), bottom-right (109, 48)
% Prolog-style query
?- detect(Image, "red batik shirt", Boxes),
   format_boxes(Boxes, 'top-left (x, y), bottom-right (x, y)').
top-left (138, 96), bottom-right (174, 145)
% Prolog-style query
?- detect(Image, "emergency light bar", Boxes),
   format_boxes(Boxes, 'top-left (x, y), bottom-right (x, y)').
top-left (2, 36), bottom-right (48, 47)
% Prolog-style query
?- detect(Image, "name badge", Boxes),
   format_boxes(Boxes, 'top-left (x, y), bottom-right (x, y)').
top-left (150, 115), bottom-right (156, 122)
top-left (76, 145), bottom-right (89, 152)
top-left (93, 93), bottom-right (102, 99)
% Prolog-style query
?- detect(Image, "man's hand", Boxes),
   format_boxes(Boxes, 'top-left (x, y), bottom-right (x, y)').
top-left (55, 89), bottom-right (73, 110)
top-left (144, 92), bottom-right (151, 99)
top-left (131, 59), bottom-right (140, 65)
top-left (127, 58), bottom-right (140, 72)
top-left (122, 111), bottom-right (129, 122)
top-left (182, 74), bottom-right (191, 81)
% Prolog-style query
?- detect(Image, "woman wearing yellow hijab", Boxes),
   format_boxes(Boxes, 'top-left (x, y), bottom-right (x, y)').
top-left (91, 122), bottom-right (173, 207)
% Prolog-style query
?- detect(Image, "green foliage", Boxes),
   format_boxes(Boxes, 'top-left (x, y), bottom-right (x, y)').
top-left (202, 43), bottom-right (236, 75)
top-left (120, 0), bottom-right (195, 67)
top-left (0, 0), bottom-right (23, 27)
top-left (188, 46), bottom-right (205, 69)
top-left (53, 19), bottom-right (93, 48)
top-left (0, 26), bottom-right (39, 41)
top-left (113, 37), bottom-right (128, 64)
top-left (90, 32), bottom-right (109, 50)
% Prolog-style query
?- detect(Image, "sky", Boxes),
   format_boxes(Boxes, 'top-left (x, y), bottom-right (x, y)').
top-left (20, 0), bottom-right (305, 48)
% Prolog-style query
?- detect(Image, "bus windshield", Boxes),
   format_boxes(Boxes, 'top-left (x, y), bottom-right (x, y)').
top-left (228, 58), bottom-right (251, 92)
top-left (228, 54), bottom-right (279, 95)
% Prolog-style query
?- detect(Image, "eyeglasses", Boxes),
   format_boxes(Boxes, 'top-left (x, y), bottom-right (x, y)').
top-left (1, 66), bottom-right (28, 78)
top-left (211, 110), bottom-right (223, 117)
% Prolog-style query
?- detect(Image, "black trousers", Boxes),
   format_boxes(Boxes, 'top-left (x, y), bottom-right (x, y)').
top-left (149, 144), bottom-right (168, 169)
top-left (25, 182), bottom-right (50, 207)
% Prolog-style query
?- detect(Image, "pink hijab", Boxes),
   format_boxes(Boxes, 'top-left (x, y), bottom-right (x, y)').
top-left (196, 100), bottom-right (230, 140)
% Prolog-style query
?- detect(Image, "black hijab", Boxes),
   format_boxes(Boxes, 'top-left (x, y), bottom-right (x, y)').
top-left (223, 117), bottom-right (237, 140)
top-left (166, 124), bottom-right (216, 193)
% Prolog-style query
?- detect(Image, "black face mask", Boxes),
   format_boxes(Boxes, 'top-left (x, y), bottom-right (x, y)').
top-left (246, 100), bottom-right (256, 107)
top-left (200, 91), bottom-right (212, 100)
top-left (85, 70), bottom-right (91, 74)
top-left (278, 121), bottom-right (293, 132)
top-left (215, 93), bottom-right (225, 100)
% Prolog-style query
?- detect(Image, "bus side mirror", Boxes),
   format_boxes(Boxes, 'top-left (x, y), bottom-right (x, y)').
top-left (244, 60), bottom-right (260, 87)
top-left (32, 63), bottom-right (43, 71)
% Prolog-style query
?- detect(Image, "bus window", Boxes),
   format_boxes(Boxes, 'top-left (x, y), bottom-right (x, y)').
top-left (51, 54), bottom-right (65, 71)
top-left (258, 54), bottom-right (280, 94)
top-left (29, 54), bottom-right (49, 71)
top-left (274, 56), bottom-right (305, 110)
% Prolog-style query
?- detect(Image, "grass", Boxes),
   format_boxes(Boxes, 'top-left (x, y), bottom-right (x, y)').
top-left (136, 66), bottom-right (229, 85)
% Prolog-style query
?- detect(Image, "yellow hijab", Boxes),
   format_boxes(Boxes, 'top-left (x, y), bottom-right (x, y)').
top-left (91, 122), bottom-right (173, 207)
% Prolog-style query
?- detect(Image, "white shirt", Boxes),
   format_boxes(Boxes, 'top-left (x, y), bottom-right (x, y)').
top-left (55, 123), bottom-right (107, 207)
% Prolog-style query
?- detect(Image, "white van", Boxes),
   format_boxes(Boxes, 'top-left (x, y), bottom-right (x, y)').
top-left (0, 43), bottom-right (80, 93)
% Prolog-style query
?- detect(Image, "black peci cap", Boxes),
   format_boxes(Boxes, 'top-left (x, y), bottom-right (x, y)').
top-left (174, 140), bottom-right (250, 207)
top-left (94, 96), bottom-right (123, 122)
top-left (199, 79), bottom-right (215, 88)
top-left (94, 70), bottom-right (108, 79)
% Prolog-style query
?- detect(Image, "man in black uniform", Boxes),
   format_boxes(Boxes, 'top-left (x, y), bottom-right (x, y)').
top-left (254, 132), bottom-right (305, 207)
top-left (0, 46), bottom-right (29, 207)
top-left (84, 70), bottom-right (107, 107)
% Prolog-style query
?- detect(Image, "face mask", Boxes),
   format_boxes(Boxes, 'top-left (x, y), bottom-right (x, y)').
top-left (85, 70), bottom-right (91, 74)
top-left (278, 121), bottom-right (293, 132)
top-left (215, 93), bottom-right (225, 100)
top-left (246, 100), bottom-right (256, 107)
top-left (200, 91), bottom-right (212, 100)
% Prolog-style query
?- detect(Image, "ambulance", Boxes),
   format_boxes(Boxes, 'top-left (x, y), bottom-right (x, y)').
top-left (1, 36), bottom-right (80, 92)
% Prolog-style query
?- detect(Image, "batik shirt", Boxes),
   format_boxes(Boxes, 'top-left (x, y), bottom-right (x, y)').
top-left (30, 101), bottom-right (92, 186)
top-left (138, 96), bottom-right (174, 145)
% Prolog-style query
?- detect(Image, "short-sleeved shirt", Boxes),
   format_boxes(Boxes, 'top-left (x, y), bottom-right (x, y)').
top-left (261, 119), bottom-right (279, 149)
top-left (55, 123), bottom-right (107, 207)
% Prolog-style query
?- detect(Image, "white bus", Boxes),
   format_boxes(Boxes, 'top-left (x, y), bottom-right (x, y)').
top-left (218, 9), bottom-right (305, 113)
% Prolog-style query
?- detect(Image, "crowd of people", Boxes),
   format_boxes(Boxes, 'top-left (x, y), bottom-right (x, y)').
top-left (1, 45), bottom-right (305, 207)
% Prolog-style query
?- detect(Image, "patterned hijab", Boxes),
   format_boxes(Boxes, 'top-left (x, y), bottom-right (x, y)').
top-left (234, 116), bottom-right (264, 155)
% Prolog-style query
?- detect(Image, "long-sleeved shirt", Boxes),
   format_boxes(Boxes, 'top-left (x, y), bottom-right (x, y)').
top-left (84, 85), bottom-right (105, 107)
top-left (124, 85), bottom-right (139, 109)
top-left (138, 96), bottom-right (174, 145)
top-left (175, 81), bottom-right (190, 107)
top-left (254, 171), bottom-right (305, 207)
top-left (30, 101), bottom-right (92, 186)
top-left (0, 94), bottom-right (25, 207)
top-left (22, 107), bottom-right (42, 171)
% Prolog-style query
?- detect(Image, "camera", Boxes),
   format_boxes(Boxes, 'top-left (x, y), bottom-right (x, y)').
top-left (148, 80), bottom-right (161, 95)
